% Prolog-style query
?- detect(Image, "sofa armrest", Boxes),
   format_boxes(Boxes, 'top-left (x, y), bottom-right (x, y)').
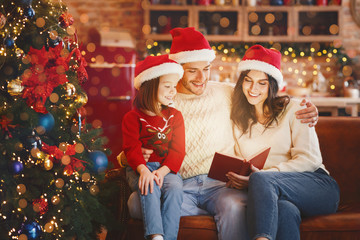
top-left (105, 168), bottom-right (131, 224)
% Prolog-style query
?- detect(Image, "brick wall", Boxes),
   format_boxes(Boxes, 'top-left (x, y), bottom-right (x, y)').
top-left (63, 0), bottom-right (360, 90)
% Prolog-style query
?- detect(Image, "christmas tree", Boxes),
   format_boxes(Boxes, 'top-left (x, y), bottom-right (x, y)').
top-left (0, 0), bottom-right (111, 239)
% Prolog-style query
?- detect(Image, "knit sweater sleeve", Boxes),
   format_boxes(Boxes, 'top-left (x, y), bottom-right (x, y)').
top-left (264, 100), bottom-right (323, 172)
top-left (122, 111), bottom-right (147, 172)
top-left (162, 109), bottom-right (186, 173)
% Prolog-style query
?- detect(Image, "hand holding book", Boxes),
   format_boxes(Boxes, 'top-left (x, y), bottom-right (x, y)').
top-left (208, 147), bottom-right (271, 182)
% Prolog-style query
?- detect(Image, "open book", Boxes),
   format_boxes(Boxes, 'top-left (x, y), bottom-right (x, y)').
top-left (208, 147), bottom-right (271, 182)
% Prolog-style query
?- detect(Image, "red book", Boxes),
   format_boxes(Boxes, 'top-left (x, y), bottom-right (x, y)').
top-left (208, 147), bottom-right (271, 182)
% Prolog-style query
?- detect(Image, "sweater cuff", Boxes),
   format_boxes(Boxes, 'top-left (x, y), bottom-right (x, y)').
top-left (261, 167), bottom-right (280, 172)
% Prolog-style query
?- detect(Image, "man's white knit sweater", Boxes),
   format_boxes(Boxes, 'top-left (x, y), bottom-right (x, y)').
top-left (234, 99), bottom-right (327, 173)
top-left (174, 81), bottom-right (235, 179)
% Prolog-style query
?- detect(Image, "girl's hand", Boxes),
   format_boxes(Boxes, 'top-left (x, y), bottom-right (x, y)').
top-left (153, 166), bottom-right (170, 189)
top-left (137, 164), bottom-right (158, 195)
top-left (141, 148), bottom-right (154, 162)
top-left (226, 165), bottom-right (260, 190)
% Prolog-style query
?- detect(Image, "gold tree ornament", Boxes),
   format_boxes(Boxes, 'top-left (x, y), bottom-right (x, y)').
top-left (55, 178), bottom-right (64, 188)
top-left (18, 234), bottom-right (28, 240)
top-left (18, 199), bottom-right (28, 208)
top-left (82, 172), bottom-right (90, 182)
top-left (64, 82), bottom-right (76, 99)
top-left (51, 195), bottom-right (60, 205)
top-left (44, 222), bottom-right (54, 233)
top-left (16, 184), bottom-right (26, 194)
top-left (89, 185), bottom-right (99, 195)
top-left (44, 156), bottom-right (53, 170)
top-left (75, 91), bottom-right (88, 106)
top-left (7, 79), bottom-right (24, 96)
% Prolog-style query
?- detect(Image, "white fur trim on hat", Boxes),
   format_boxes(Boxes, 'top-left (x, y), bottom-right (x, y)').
top-left (237, 59), bottom-right (283, 87)
top-left (134, 62), bottom-right (184, 90)
top-left (169, 48), bottom-right (216, 64)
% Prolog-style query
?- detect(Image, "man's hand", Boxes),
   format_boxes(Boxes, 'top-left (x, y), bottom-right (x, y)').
top-left (153, 166), bottom-right (170, 189)
top-left (296, 99), bottom-right (319, 127)
top-left (142, 148), bottom-right (154, 162)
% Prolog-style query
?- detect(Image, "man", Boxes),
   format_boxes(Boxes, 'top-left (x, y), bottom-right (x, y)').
top-left (126, 27), bottom-right (319, 240)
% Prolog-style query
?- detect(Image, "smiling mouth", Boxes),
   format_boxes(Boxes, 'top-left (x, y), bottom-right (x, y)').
top-left (192, 82), bottom-right (205, 87)
top-left (249, 92), bottom-right (259, 97)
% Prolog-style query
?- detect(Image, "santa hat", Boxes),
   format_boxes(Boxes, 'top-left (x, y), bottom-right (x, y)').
top-left (237, 45), bottom-right (283, 87)
top-left (169, 27), bottom-right (216, 64)
top-left (134, 55), bottom-right (184, 90)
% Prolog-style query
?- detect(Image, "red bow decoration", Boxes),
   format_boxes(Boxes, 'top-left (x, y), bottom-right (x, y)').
top-left (42, 142), bottom-right (86, 174)
top-left (67, 44), bottom-right (88, 83)
top-left (0, 115), bottom-right (17, 138)
top-left (21, 44), bottom-right (69, 113)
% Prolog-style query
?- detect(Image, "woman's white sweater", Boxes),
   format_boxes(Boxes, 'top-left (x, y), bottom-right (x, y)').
top-left (234, 99), bottom-right (327, 173)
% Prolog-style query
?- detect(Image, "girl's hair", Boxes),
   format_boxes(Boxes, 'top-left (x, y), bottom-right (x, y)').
top-left (133, 77), bottom-right (163, 116)
top-left (230, 70), bottom-right (290, 134)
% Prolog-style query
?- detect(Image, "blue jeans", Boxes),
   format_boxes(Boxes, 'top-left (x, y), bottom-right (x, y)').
top-left (126, 163), bottom-right (183, 240)
top-left (128, 174), bottom-right (248, 240)
top-left (247, 169), bottom-right (340, 240)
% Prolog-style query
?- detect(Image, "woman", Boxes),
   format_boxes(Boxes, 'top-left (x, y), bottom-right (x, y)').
top-left (228, 45), bottom-right (340, 240)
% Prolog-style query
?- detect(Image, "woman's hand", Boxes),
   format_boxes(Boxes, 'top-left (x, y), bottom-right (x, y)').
top-left (137, 164), bottom-right (158, 195)
top-left (226, 165), bottom-right (260, 190)
top-left (296, 99), bottom-right (319, 127)
top-left (153, 166), bottom-right (170, 189)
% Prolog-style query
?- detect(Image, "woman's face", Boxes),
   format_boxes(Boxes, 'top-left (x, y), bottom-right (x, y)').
top-left (242, 70), bottom-right (269, 109)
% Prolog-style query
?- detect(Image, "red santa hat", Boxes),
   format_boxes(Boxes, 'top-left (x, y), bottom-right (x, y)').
top-left (237, 45), bottom-right (283, 87)
top-left (169, 27), bottom-right (216, 64)
top-left (134, 54), bottom-right (184, 90)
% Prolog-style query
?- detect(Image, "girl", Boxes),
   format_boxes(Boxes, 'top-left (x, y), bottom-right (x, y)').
top-left (122, 55), bottom-right (185, 240)
top-left (228, 45), bottom-right (340, 240)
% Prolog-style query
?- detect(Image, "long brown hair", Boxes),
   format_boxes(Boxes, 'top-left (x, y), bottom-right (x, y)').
top-left (230, 70), bottom-right (290, 134)
top-left (133, 77), bottom-right (163, 116)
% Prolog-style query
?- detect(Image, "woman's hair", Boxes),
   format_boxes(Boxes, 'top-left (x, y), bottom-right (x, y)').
top-left (133, 77), bottom-right (163, 116)
top-left (230, 70), bottom-right (290, 134)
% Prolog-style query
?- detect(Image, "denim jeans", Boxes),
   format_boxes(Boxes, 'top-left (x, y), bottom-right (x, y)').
top-left (126, 162), bottom-right (183, 240)
top-left (247, 169), bottom-right (340, 240)
top-left (128, 174), bottom-right (248, 240)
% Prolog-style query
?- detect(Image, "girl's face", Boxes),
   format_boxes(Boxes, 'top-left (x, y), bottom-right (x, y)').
top-left (242, 70), bottom-right (269, 109)
top-left (158, 73), bottom-right (179, 106)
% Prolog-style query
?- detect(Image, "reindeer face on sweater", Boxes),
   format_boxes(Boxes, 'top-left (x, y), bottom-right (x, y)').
top-left (140, 115), bottom-right (174, 157)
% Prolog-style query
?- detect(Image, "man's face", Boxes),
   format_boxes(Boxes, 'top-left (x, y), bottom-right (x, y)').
top-left (176, 61), bottom-right (211, 95)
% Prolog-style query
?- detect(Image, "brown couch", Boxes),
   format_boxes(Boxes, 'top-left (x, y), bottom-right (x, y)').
top-left (105, 116), bottom-right (360, 240)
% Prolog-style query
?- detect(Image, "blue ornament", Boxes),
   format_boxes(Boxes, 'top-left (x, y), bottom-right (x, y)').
top-left (25, 132), bottom-right (42, 150)
top-left (24, 6), bottom-right (35, 19)
top-left (38, 113), bottom-right (55, 132)
top-left (11, 161), bottom-right (24, 174)
top-left (89, 151), bottom-right (108, 172)
top-left (48, 36), bottom-right (61, 48)
top-left (4, 36), bottom-right (14, 48)
top-left (270, 0), bottom-right (283, 5)
top-left (19, 221), bottom-right (42, 240)
top-left (20, 0), bottom-right (33, 5)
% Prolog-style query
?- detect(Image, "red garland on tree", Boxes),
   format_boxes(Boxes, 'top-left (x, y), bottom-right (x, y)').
top-left (58, 12), bottom-right (74, 28)
top-left (21, 44), bottom-right (69, 113)
top-left (68, 46), bottom-right (88, 83)
top-left (42, 142), bottom-right (86, 175)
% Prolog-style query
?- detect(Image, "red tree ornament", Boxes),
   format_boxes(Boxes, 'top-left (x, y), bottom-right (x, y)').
top-left (32, 198), bottom-right (49, 215)
top-left (59, 12), bottom-right (74, 28)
